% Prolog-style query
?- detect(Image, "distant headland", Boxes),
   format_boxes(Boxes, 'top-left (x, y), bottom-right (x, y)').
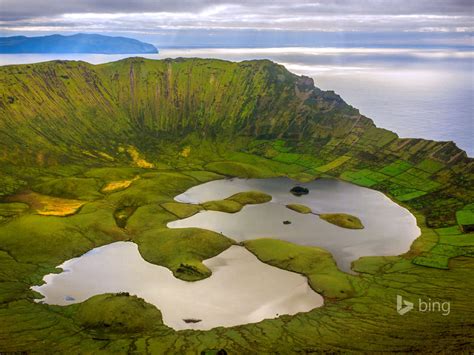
top-left (0, 33), bottom-right (158, 54)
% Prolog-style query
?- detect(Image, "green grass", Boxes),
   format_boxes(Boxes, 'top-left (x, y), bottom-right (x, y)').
top-left (286, 203), bottom-right (312, 214)
top-left (205, 161), bottom-right (275, 178)
top-left (127, 204), bottom-right (175, 232)
top-left (389, 169), bottom-right (440, 192)
top-left (319, 213), bottom-right (364, 229)
top-left (202, 199), bottom-right (243, 213)
top-left (161, 202), bottom-right (203, 219)
top-left (0, 202), bottom-right (29, 219)
top-left (84, 167), bottom-right (144, 182)
top-left (287, 171), bottom-right (319, 182)
top-left (341, 169), bottom-right (389, 187)
top-left (33, 177), bottom-right (103, 200)
top-left (416, 159), bottom-right (445, 174)
top-left (66, 293), bottom-right (165, 335)
top-left (456, 204), bottom-right (474, 232)
top-left (135, 228), bottom-right (234, 281)
top-left (226, 191), bottom-right (272, 205)
top-left (0, 204), bottom-right (125, 265)
top-left (378, 160), bottom-right (412, 176)
top-left (201, 190), bottom-right (272, 213)
top-left (314, 156), bottom-right (351, 173)
top-left (244, 239), bottom-right (357, 299)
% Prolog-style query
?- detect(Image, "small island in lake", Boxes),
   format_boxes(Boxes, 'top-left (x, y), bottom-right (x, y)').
top-left (319, 213), bottom-right (364, 229)
top-left (286, 204), bottom-right (312, 214)
top-left (201, 191), bottom-right (272, 213)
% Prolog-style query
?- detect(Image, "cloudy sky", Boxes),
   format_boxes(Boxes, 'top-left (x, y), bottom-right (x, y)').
top-left (0, 0), bottom-right (473, 46)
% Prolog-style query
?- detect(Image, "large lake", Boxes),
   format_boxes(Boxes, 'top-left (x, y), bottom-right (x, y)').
top-left (170, 178), bottom-right (420, 272)
top-left (1, 47), bottom-right (472, 155)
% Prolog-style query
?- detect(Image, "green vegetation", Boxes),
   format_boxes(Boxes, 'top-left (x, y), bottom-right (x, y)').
top-left (314, 156), bottom-right (352, 173)
top-left (244, 239), bottom-right (356, 299)
top-left (456, 203), bottom-right (474, 232)
top-left (320, 213), bottom-right (364, 229)
top-left (0, 58), bottom-right (472, 353)
top-left (136, 228), bottom-right (234, 281)
top-left (227, 191), bottom-right (272, 205)
top-left (202, 199), bottom-right (242, 213)
top-left (205, 161), bottom-right (275, 178)
top-left (161, 202), bottom-right (203, 219)
top-left (202, 190), bottom-right (271, 213)
top-left (33, 177), bottom-right (103, 200)
top-left (0, 202), bottom-right (29, 218)
top-left (85, 167), bottom-right (144, 181)
top-left (286, 203), bottom-right (312, 214)
top-left (69, 293), bottom-right (166, 335)
top-left (114, 206), bottom-right (137, 228)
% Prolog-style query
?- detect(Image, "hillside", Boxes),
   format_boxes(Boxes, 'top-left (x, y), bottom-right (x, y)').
top-left (0, 34), bottom-right (158, 54)
top-left (0, 58), bottom-right (471, 226)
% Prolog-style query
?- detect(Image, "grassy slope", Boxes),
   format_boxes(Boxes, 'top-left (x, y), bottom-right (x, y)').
top-left (0, 58), bottom-right (472, 352)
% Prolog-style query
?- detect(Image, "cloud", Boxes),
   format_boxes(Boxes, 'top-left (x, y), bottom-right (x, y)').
top-left (0, 0), bottom-right (472, 33)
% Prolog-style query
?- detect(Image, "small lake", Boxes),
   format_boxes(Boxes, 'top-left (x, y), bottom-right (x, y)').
top-left (170, 177), bottom-right (420, 272)
top-left (32, 242), bottom-right (323, 330)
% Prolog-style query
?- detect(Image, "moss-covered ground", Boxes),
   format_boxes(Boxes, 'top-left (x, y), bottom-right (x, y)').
top-left (319, 213), bottom-right (364, 229)
top-left (286, 203), bottom-right (313, 214)
top-left (201, 190), bottom-right (272, 213)
top-left (0, 151), bottom-right (471, 353)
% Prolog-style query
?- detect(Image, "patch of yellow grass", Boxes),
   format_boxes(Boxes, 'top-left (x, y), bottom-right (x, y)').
top-left (180, 146), bottom-right (191, 158)
top-left (36, 151), bottom-right (45, 165)
top-left (126, 146), bottom-right (154, 168)
top-left (97, 151), bottom-right (115, 161)
top-left (10, 192), bottom-right (86, 217)
top-left (101, 176), bottom-right (140, 193)
top-left (81, 150), bottom-right (97, 158)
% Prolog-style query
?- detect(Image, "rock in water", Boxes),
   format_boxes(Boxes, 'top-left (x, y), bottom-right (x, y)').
top-left (183, 318), bottom-right (202, 324)
top-left (290, 186), bottom-right (309, 196)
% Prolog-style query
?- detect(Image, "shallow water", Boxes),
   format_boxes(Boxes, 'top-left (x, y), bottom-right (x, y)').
top-left (170, 177), bottom-right (420, 272)
top-left (32, 242), bottom-right (323, 330)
